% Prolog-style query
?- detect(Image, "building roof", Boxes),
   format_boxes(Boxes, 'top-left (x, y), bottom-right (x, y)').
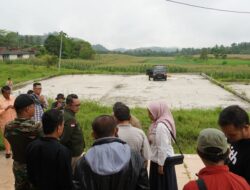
top-left (0, 48), bottom-right (35, 55)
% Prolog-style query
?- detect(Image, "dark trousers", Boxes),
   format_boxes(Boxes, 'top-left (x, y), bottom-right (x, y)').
top-left (149, 161), bottom-right (178, 190)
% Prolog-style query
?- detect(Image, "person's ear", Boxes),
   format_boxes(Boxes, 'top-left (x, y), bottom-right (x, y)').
top-left (243, 125), bottom-right (250, 138)
top-left (92, 131), bottom-right (98, 139)
top-left (24, 106), bottom-right (30, 114)
top-left (58, 124), bottom-right (64, 137)
top-left (114, 127), bottom-right (119, 137)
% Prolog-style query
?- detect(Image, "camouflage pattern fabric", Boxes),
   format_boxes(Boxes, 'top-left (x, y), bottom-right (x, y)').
top-left (13, 161), bottom-right (33, 190)
top-left (4, 118), bottom-right (42, 190)
top-left (5, 118), bottom-right (42, 138)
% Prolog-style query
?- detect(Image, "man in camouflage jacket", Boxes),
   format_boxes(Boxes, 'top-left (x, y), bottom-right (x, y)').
top-left (4, 94), bottom-right (43, 190)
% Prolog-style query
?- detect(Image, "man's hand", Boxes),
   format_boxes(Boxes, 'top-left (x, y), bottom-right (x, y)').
top-left (5, 105), bottom-right (14, 111)
top-left (39, 95), bottom-right (45, 103)
top-left (57, 102), bottom-right (62, 108)
top-left (158, 165), bottom-right (164, 175)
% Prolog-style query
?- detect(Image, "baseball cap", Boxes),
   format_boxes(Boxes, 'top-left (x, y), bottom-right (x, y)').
top-left (197, 128), bottom-right (228, 155)
top-left (14, 94), bottom-right (34, 110)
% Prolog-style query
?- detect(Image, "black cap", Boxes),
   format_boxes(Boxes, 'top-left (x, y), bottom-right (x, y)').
top-left (56, 93), bottom-right (65, 100)
top-left (14, 94), bottom-right (34, 110)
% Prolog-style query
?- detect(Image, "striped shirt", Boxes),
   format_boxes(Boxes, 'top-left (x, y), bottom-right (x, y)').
top-left (31, 94), bottom-right (44, 123)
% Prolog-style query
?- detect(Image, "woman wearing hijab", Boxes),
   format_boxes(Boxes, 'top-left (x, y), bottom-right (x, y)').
top-left (147, 101), bottom-right (178, 190)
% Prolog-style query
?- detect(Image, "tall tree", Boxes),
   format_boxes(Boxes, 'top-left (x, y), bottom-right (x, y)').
top-left (200, 48), bottom-right (208, 60)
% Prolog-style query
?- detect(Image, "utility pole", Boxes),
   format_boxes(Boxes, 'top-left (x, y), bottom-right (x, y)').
top-left (58, 31), bottom-right (63, 72)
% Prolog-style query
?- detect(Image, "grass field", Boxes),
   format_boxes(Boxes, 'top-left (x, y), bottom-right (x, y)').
top-left (0, 101), bottom-right (223, 154)
top-left (1, 54), bottom-right (250, 85)
top-left (0, 62), bottom-right (88, 87)
top-left (78, 102), bottom-right (223, 154)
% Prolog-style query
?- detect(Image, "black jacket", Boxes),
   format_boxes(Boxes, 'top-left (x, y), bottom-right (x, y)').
top-left (73, 138), bottom-right (149, 190)
top-left (61, 109), bottom-right (85, 157)
top-left (26, 137), bottom-right (73, 190)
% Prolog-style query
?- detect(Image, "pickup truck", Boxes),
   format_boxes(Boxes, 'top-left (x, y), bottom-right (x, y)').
top-left (146, 65), bottom-right (167, 81)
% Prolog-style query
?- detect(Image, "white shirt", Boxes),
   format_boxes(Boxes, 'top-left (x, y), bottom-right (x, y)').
top-left (117, 124), bottom-right (151, 160)
top-left (150, 122), bottom-right (174, 166)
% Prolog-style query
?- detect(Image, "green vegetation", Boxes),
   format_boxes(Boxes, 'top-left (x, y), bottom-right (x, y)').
top-left (0, 29), bottom-right (45, 48)
top-left (0, 29), bottom-right (95, 60)
top-left (0, 101), bottom-right (223, 153)
top-left (3, 54), bottom-right (250, 83)
top-left (0, 61), bottom-right (89, 87)
top-left (114, 42), bottom-right (250, 57)
top-left (44, 32), bottom-right (95, 59)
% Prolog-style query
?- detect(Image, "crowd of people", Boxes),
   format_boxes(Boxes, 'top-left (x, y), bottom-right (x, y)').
top-left (0, 80), bottom-right (250, 190)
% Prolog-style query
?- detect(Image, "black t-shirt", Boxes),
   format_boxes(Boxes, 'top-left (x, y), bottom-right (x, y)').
top-left (26, 137), bottom-right (73, 190)
top-left (227, 139), bottom-right (250, 184)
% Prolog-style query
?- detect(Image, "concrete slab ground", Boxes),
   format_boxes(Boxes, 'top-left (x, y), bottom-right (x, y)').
top-left (0, 152), bottom-right (14, 190)
top-left (13, 74), bottom-right (250, 109)
top-left (0, 152), bottom-right (203, 190)
top-left (229, 83), bottom-right (250, 100)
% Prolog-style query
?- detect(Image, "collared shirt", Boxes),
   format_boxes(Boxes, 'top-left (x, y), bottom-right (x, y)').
top-left (31, 94), bottom-right (45, 123)
top-left (34, 103), bottom-right (43, 123)
top-left (149, 122), bottom-right (174, 166)
top-left (183, 165), bottom-right (250, 190)
top-left (0, 95), bottom-right (16, 129)
top-left (117, 124), bottom-right (151, 160)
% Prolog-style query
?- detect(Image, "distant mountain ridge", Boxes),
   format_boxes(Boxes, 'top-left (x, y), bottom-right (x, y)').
top-left (92, 44), bottom-right (178, 53)
top-left (123, 46), bottom-right (178, 53)
top-left (92, 44), bottom-right (109, 52)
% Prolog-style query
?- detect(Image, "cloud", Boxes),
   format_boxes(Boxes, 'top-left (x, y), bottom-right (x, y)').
top-left (0, 0), bottom-right (250, 49)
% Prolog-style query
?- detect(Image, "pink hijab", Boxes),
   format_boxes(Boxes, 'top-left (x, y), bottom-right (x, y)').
top-left (147, 101), bottom-right (176, 138)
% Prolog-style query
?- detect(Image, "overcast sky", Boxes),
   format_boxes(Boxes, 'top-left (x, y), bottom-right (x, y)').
top-left (0, 0), bottom-right (250, 49)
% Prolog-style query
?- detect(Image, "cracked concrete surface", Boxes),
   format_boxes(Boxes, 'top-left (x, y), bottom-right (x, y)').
top-left (13, 74), bottom-right (250, 109)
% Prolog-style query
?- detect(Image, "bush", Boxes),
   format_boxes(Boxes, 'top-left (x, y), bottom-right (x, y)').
top-left (222, 61), bottom-right (227, 65)
top-left (42, 55), bottom-right (58, 68)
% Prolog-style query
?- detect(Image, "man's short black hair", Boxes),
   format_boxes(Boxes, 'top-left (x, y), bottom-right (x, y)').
top-left (14, 94), bottom-right (34, 114)
top-left (27, 90), bottom-right (34, 94)
top-left (1, 85), bottom-right (11, 94)
top-left (33, 82), bottom-right (41, 87)
top-left (92, 115), bottom-right (117, 138)
top-left (42, 109), bottom-right (63, 135)
top-left (218, 105), bottom-right (249, 128)
top-left (66, 94), bottom-right (78, 105)
top-left (197, 148), bottom-right (229, 163)
top-left (114, 104), bottom-right (131, 121)
top-left (113, 102), bottom-right (125, 112)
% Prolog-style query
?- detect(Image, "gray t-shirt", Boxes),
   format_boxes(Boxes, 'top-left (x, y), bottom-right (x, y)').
top-left (117, 124), bottom-right (151, 160)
